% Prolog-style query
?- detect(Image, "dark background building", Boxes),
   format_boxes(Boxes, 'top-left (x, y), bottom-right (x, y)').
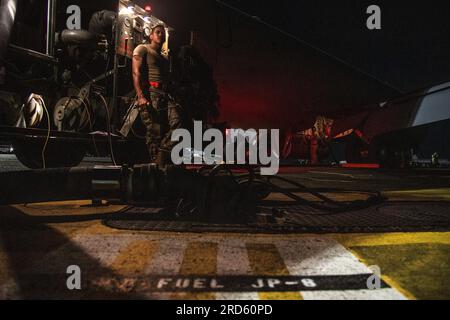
top-left (9, 0), bottom-right (450, 129)
top-left (137, 0), bottom-right (450, 129)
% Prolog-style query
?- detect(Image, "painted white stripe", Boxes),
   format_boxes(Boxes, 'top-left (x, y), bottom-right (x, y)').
top-left (143, 239), bottom-right (188, 299)
top-left (276, 238), bottom-right (370, 276)
top-left (216, 239), bottom-right (259, 300)
top-left (275, 237), bottom-right (406, 300)
top-left (144, 239), bottom-right (187, 275)
top-left (0, 233), bottom-right (409, 300)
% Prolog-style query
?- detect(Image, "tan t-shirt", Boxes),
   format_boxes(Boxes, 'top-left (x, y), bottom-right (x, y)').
top-left (133, 44), bottom-right (169, 84)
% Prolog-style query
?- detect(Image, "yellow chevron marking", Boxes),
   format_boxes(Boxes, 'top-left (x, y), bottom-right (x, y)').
top-left (384, 188), bottom-right (450, 201)
top-left (110, 240), bottom-right (158, 275)
top-left (246, 243), bottom-right (302, 300)
top-left (333, 232), bottom-right (450, 247)
top-left (172, 242), bottom-right (218, 300)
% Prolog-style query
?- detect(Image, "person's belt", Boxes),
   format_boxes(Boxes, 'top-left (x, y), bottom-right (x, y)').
top-left (148, 81), bottom-right (169, 97)
top-left (149, 81), bottom-right (162, 89)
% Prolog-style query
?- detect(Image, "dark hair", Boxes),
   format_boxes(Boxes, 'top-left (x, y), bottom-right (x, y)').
top-left (151, 24), bottom-right (165, 34)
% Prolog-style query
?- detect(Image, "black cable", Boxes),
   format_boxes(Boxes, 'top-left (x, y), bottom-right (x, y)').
top-left (207, 165), bottom-right (385, 215)
top-left (268, 174), bottom-right (344, 206)
top-left (95, 92), bottom-right (117, 166)
top-left (71, 95), bottom-right (101, 158)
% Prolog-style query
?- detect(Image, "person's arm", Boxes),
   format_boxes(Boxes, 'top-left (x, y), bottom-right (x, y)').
top-left (132, 46), bottom-right (149, 107)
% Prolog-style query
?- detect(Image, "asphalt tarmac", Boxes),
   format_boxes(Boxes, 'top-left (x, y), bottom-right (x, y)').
top-left (0, 154), bottom-right (449, 299)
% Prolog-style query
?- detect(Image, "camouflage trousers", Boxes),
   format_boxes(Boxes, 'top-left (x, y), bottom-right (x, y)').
top-left (139, 91), bottom-right (182, 160)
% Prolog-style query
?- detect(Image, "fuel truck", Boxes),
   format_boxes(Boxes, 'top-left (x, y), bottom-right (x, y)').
top-left (0, 0), bottom-right (220, 168)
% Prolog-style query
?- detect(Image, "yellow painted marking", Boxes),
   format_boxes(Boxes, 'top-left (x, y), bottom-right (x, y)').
top-left (12, 201), bottom-right (126, 215)
top-left (0, 248), bottom-right (13, 284)
top-left (246, 243), bottom-right (302, 300)
top-left (76, 223), bottom-right (123, 235)
top-left (343, 245), bottom-right (417, 300)
top-left (110, 240), bottom-right (158, 275)
top-left (332, 232), bottom-right (450, 299)
top-left (11, 201), bottom-right (127, 236)
top-left (268, 192), bottom-right (370, 202)
top-left (384, 188), bottom-right (450, 201)
top-left (382, 274), bottom-right (416, 301)
top-left (172, 242), bottom-right (218, 300)
top-left (333, 232), bottom-right (450, 247)
top-left (347, 244), bottom-right (450, 300)
top-left (268, 188), bottom-right (450, 202)
top-left (335, 233), bottom-right (450, 300)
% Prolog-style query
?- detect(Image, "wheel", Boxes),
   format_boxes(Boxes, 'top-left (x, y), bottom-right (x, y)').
top-left (12, 139), bottom-right (85, 169)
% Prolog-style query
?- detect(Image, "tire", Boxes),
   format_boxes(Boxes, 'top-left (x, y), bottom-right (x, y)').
top-left (12, 139), bottom-right (85, 169)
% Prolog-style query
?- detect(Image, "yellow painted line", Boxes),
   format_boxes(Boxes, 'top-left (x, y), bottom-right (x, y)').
top-left (334, 231), bottom-right (448, 300)
top-left (179, 242), bottom-right (218, 275)
top-left (76, 223), bottom-right (123, 235)
top-left (10, 202), bottom-right (127, 236)
top-left (246, 243), bottom-right (302, 300)
top-left (268, 192), bottom-right (370, 202)
top-left (336, 233), bottom-right (450, 300)
top-left (345, 247), bottom-right (417, 300)
top-left (172, 242), bottom-right (218, 300)
top-left (12, 201), bottom-right (127, 215)
top-left (110, 240), bottom-right (158, 275)
top-left (0, 249), bottom-right (13, 284)
top-left (332, 232), bottom-right (450, 247)
top-left (382, 274), bottom-right (416, 301)
top-left (268, 188), bottom-right (450, 202)
top-left (384, 188), bottom-right (450, 201)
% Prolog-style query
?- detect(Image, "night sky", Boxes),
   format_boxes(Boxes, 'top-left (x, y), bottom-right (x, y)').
top-left (13, 0), bottom-right (449, 93)
top-left (214, 0), bottom-right (450, 93)
top-left (144, 0), bottom-right (450, 94)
